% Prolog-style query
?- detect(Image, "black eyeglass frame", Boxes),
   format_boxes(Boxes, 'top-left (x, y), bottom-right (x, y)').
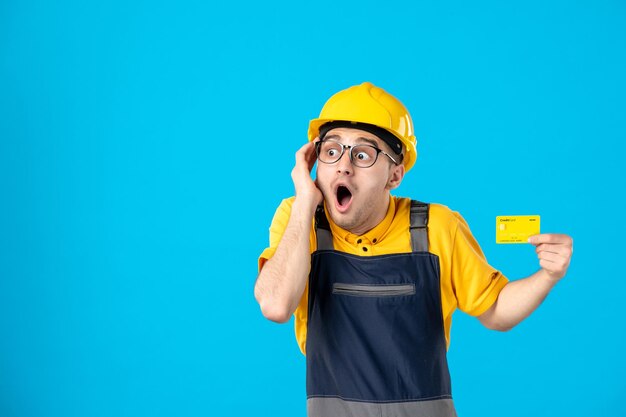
top-left (314, 139), bottom-right (400, 168)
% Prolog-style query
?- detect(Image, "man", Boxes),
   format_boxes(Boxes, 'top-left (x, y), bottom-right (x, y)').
top-left (254, 82), bottom-right (573, 417)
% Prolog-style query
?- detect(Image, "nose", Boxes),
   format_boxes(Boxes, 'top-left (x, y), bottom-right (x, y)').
top-left (336, 147), bottom-right (353, 175)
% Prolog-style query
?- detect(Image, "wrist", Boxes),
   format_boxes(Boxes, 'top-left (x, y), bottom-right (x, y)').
top-left (537, 268), bottom-right (562, 287)
top-left (292, 194), bottom-right (320, 214)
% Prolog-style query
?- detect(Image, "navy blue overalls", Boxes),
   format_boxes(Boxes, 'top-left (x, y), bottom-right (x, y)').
top-left (306, 201), bottom-right (457, 417)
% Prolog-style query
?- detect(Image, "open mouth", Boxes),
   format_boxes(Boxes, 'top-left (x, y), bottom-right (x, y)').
top-left (335, 185), bottom-right (353, 211)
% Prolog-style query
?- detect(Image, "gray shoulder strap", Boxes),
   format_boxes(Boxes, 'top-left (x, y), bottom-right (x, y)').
top-left (315, 202), bottom-right (428, 252)
top-left (314, 205), bottom-right (334, 251)
top-left (410, 200), bottom-right (430, 252)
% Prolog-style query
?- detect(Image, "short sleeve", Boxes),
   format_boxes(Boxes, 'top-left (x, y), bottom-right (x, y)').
top-left (451, 213), bottom-right (509, 316)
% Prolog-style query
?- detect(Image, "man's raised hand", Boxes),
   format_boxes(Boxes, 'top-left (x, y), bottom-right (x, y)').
top-left (291, 141), bottom-right (323, 208)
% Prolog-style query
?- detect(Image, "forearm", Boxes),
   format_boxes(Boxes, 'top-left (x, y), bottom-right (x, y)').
top-left (479, 269), bottom-right (559, 331)
top-left (254, 197), bottom-right (317, 323)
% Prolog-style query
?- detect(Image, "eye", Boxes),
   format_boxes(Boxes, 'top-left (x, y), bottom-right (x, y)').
top-left (353, 146), bottom-right (376, 161)
top-left (321, 142), bottom-right (342, 158)
top-left (355, 151), bottom-right (370, 160)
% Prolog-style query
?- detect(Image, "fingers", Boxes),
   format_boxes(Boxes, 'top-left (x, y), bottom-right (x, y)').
top-left (529, 233), bottom-right (573, 281)
top-left (537, 250), bottom-right (571, 279)
top-left (537, 250), bottom-right (567, 264)
top-left (295, 141), bottom-right (317, 170)
top-left (291, 141), bottom-right (323, 207)
top-left (534, 242), bottom-right (573, 258)
top-left (295, 141), bottom-right (313, 162)
top-left (528, 233), bottom-right (573, 246)
top-left (306, 141), bottom-right (318, 171)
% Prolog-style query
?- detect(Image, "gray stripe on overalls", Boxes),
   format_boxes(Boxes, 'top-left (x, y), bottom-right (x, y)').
top-left (308, 397), bottom-right (457, 417)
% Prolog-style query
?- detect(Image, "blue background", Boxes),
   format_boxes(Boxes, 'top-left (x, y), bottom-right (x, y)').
top-left (1, 1), bottom-right (625, 416)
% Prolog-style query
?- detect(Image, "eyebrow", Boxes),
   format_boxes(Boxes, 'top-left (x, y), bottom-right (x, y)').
top-left (356, 137), bottom-right (379, 147)
top-left (324, 135), bottom-right (381, 148)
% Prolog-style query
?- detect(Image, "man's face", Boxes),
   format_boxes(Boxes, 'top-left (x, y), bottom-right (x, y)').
top-left (315, 127), bottom-right (405, 235)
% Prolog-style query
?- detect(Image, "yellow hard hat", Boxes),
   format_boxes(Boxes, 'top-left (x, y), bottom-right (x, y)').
top-left (308, 82), bottom-right (418, 171)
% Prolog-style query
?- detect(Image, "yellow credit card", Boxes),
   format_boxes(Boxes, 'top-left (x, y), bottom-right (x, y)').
top-left (496, 215), bottom-right (540, 244)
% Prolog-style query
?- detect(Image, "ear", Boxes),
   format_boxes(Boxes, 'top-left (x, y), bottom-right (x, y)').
top-left (386, 163), bottom-right (405, 190)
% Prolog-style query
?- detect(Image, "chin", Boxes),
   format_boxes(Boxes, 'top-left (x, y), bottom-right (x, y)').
top-left (328, 208), bottom-right (359, 231)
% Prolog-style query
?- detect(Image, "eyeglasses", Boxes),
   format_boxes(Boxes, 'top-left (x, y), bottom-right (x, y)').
top-left (315, 140), bottom-right (400, 168)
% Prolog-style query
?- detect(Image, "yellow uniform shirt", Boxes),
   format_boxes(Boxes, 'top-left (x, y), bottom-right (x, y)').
top-left (258, 195), bottom-right (509, 355)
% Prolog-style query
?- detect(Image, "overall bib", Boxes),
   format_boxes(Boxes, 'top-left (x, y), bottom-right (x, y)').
top-left (306, 201), bottom-right (457, 417)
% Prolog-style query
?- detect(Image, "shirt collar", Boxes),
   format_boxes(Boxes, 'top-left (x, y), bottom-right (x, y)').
top-left (326, 196), bottom-right (396, 245)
